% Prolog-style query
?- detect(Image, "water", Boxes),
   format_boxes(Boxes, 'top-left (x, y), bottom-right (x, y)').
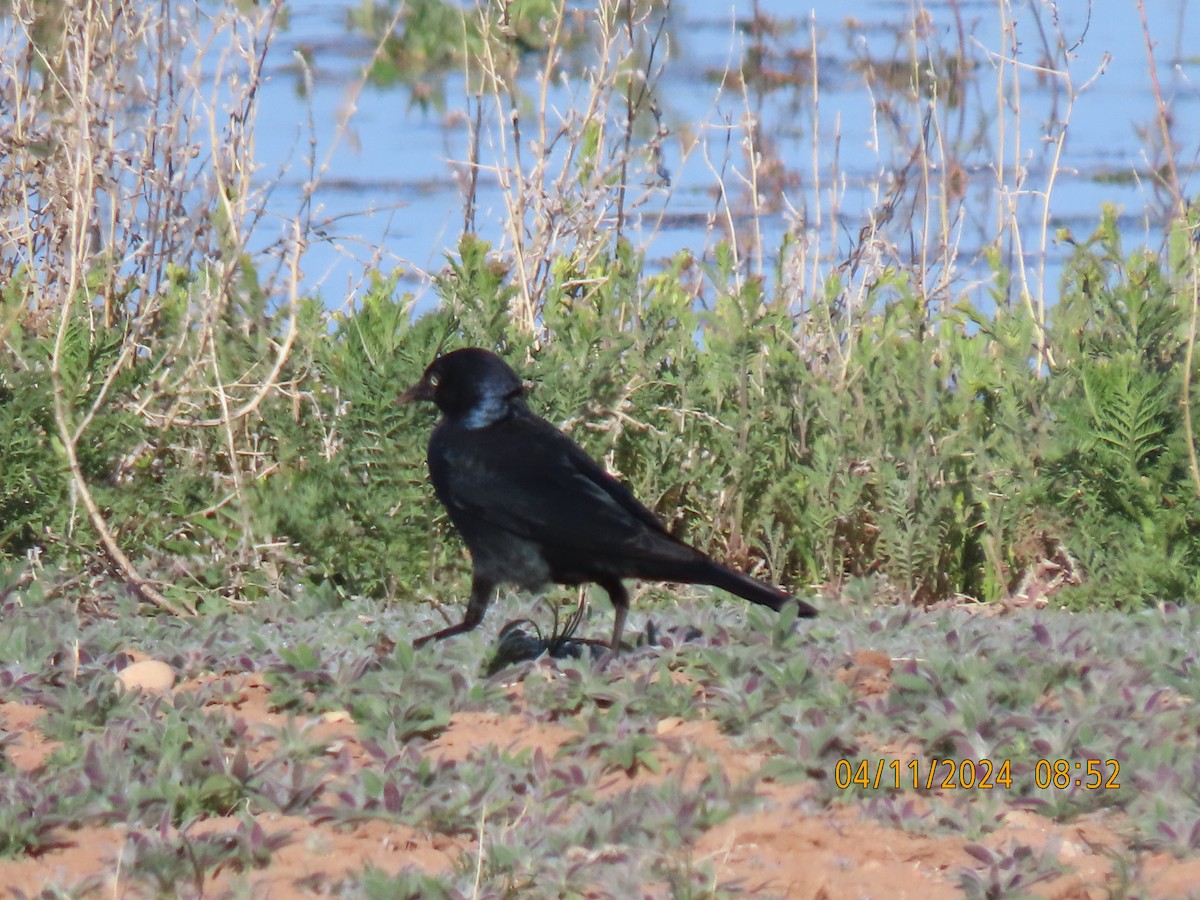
top-left (249, 1), bottom-right (1199, 314)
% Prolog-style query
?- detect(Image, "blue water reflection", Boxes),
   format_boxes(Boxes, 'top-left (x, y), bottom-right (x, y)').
top-left (250, 1), bottom-right (1198, 314)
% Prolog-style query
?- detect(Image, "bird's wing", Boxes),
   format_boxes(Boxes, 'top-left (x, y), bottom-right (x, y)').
top-left (432, 413), bottom-right (694, 563)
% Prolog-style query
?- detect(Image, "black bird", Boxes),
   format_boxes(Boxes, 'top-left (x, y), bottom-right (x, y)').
top-left (401, 347), bottom-right (818, 651)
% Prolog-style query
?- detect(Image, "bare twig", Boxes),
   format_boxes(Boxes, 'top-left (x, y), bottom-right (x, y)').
top-left (1138, 0), bottom-right (1200, 499)
top-left (3, 0), bottom-right (295, 608)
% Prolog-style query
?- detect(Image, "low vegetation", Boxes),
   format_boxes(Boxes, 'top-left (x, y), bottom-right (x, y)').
top-left (2, 0), bottom-right (1199, 894)
top-left (4, 585), bottom-right (1200, 893)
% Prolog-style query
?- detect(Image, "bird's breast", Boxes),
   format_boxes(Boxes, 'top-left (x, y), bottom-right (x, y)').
top-left (451, 511), bottom-right (553, 590)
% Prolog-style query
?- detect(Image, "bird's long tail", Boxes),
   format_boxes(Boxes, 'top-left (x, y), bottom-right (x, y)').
top-left (700, 561), bottom-right (819, 617)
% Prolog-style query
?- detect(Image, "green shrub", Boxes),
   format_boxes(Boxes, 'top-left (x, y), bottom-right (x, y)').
top-left (1040, 209), bottom-right (1200, 607)
top-left (6, 216), bottom-right (1200, 613)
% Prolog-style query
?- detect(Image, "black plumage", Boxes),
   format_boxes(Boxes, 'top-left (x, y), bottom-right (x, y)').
top-left (401, 347), bottom-right (818, 651)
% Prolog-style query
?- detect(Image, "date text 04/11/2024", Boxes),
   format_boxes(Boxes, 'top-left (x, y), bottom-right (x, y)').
top-left (834, 758), bottom-right (1121, 791)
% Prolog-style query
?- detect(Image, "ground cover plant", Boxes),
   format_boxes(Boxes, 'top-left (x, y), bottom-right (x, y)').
top-left (3, 0), bottom-right (1200, 895)
top-left (4, 586), bottom-right (1200, 895)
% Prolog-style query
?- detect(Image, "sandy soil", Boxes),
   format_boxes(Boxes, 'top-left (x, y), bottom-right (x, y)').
top-left (4, 663), bottom-right (1199, 898)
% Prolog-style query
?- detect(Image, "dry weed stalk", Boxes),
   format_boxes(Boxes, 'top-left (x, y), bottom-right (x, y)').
top-left (0, 0), bottom-right (295, 609)
top-left (987, 0), bottom-right (1107, 370)
top-left (754, 4), bottom-right (975, 376)
top-left (465, 0), bottom-right (670, 334)
top-left (718, 0), bottom-right (1114, 379)
top-left (1135, 0), bottom-right (1200, 498)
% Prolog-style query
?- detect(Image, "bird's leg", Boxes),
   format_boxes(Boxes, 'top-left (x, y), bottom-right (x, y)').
top-left (413, 574), bottom-right (495, 648)
top-left (600, 579), bottom-right (630, 653)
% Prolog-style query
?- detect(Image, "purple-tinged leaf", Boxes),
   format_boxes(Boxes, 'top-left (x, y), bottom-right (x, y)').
top-left (383, 780), bottom-right (403, 814)
top-left (231, 748), bottom-right (250, 782)
top-left (83, 740), bottom-right (104, 784)
top-left (963, 843), bottom-right (994, 864)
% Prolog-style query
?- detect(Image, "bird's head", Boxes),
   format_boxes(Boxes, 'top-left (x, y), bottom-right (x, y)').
top-left (400, 347), bottom-right (527, 427)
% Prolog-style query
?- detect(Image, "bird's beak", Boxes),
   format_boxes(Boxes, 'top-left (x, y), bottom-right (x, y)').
top-left (399, 377), bottom-right (434, 404)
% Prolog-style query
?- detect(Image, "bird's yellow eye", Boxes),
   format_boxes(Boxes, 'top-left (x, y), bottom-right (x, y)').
top-left (428, 373), bottom-right (440, 388)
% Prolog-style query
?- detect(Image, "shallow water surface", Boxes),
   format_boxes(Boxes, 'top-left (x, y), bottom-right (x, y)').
top-left (250, 1), bottom-right (1198, 312)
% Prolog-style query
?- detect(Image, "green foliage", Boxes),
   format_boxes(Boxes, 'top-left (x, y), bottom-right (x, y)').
top-left (405, 236), bottom-right (1037, 604)
top-left (1041, 208), bottom-right (1200, 607)
top-left (5, 209), bottom-right (1200, 613)
top-left (0, 296), bottom-right (151, 555)
top-left (1, 268), bottom-right (313, 607)
top-left (347, 0), bottom-right (584, 100)
top-left (0, 364), bottom-right (59, 553)
top-left (9, 587), bottom-right (1200, 884)
top-left (255, 273), bottom-right (457, 599)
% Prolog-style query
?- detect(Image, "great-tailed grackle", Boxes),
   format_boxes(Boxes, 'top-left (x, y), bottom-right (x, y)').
top-left (401, 347), bottom-right (818, 651)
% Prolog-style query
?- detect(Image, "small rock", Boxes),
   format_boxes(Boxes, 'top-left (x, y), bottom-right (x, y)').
top-left (117, 659), bottom-right (176, 694)
top-left (656, 717), bottom-right (684, 736)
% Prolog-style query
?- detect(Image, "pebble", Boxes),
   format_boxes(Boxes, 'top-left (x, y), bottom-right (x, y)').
top-left (116, 659), bottom-right (176, 694)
